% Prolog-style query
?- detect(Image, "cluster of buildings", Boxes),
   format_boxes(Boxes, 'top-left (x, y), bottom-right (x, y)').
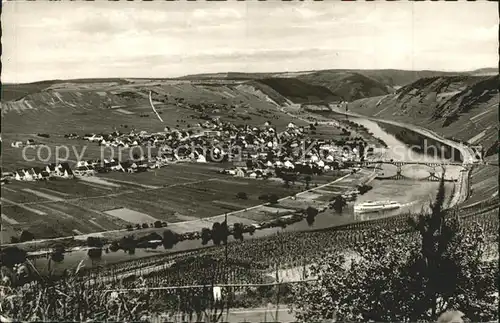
top-left (73, 156), bottom-right (172, 176)
top-left (10, 139), bottom-right (38, 148)
top-left (2, 163), bottom-right (74, 182)
top-left (3, 115), bottom-right (364, 184)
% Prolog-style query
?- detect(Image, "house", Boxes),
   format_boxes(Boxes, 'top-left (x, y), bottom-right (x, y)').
top-left (23, 169), bottom-right (35, 181)
top-left (235, 168), bottom-right (246, 177)
top-left (46, 163), bottom-right (58, 175)
top-left (88, 134), bottom-right (103, 142)
top-left (119, 162), bottom-right (134, 173)
top-left (74, 166), bottom-right (95, 176)
top-left (40, 170), bottom-right (51, 180)
top-left (76, 161), bottom-right (89, 168)
top-left (31, 167), bottom-right (44, 180)
top-left (196, 155), bottom-right (207, 163)
top-left (107, 160), bottom-right (121, 171)
top-left (14, 170), bottom-right (26, 181)
top-left (11, 141), bottom-right (23, 148)
top-left (57, 163), bottom-right (74, 178)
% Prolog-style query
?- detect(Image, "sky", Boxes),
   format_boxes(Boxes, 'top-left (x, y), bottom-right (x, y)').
top-left (2, 1), bottom-right (498, 83)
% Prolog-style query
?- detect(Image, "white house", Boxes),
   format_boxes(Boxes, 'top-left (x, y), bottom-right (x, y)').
top-left (14, 170), bottom-right (26, 181)
top-left (284, 160), bottom-right (294, 169)
top-left (11, 141), bottom-right (23, 148)
top-left (76, 161), bottom-right (89, 168)
top-left (235, 168), bottom-right (245, 177)
top-left (89, 135), bottom-right (103, 142)
top-left (23, 170), bottom-right (34, 181)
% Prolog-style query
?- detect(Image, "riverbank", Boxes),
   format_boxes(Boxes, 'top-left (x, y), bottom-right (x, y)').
top-left (21, 168), bottom-right (378, 274)
top-left (327, 107), bottom-right (474, 210)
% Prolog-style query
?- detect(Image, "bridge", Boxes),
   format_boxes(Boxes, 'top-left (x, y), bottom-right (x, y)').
top-left (346, 160), bottom-right (466, 182)
top-left (345, 160), bottom-right (467, 168)
top-left (375, 171), bottom-right (458, 182)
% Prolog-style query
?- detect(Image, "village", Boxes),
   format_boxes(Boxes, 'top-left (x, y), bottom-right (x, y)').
top-left (2, 115), bottom-right (368, 186)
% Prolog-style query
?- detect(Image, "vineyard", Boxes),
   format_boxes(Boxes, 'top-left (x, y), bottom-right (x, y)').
top-left (1, 198), bottom-right (497, 321)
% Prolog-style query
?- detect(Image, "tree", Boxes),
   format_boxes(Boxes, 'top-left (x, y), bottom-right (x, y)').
top-left (162, 229), bottom-right (178, 249)
top-left (212, 222), bottom-right (222, 245)
top-left (258, 194), bottom-right (269, 201)
top-left (0, 247), bottom-right (27, 268)
top-left (268, 194), bottom-right (279, 204)
top-left (154, 221), bottom-right (162, 228)
top-left (87, 248), bottom-right (102, 260)
top-left (142, 223), bottom-right (149, 229)
top-left (201, 228), bottom-right (211, 245)
top-left (290, 175), bottom-right (498, 322)
top-left (232, 223), bottom-right (244, 241)
top-left (220, 220), bottom-right (229, 245)
top-left (305, 206), bottom-right (318, 226)
top-left (331, 195), bottom-right (346, 214)
top-left (51, 244), bottom-right (65, 263)
top-left (109, 241), bottom-right (120, 252)
top-left (304, 175), bottom-right (312, 190)
top-left (86, 236), bottom-right (104, 248)
top-left (119, 235), bottom-right (136, 254)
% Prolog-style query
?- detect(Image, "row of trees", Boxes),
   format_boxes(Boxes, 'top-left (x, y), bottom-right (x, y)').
top-left (125, 220), bottom-right (168, 231)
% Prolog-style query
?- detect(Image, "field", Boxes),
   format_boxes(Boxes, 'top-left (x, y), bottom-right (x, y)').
top-left (3, 79), bottom-right (372, 243)
top-left (1, 160), bottom-right (350, 241)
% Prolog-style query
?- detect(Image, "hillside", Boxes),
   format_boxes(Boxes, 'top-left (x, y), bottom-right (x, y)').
top-left (297, 71), bottom-right (392, 101)
top-left (257, 78), bottom-right (340, 104)
top-left (179, 68), bottom-right (497, 102)
top-left (347, 74), bottom-right (499, 206)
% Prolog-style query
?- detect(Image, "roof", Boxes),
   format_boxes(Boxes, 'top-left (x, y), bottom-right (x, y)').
top-left (32, 167), bottom-right (43, 174)
top-left (59, 162), bottom-right (74, 175)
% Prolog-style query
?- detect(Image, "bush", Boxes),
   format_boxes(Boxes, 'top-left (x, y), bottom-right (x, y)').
top-left (233, 223), bottom-right (244, 241)
top-left (51, 244), bottom-right (65, 263)
top-left (141, 223), bottom-right (149, 229)
top-left (201, 228), bottom-right (212, 245)
top-left (0, 247), bottom-right (27, 268)
top-left (87, 248), bottom-right (103, 260)
top-left (236, 192), bottom-right (248, 200)
top-left (19, 230), bottom-right (35, 243)
top-left (258, 194), bottom-right (269, 201)
top-left (268, 194), bottom-right (279, 204)
top-left (154, 221), bottom-right (163, 228)
top-left (305, 206), bottom-right (319, 226)
top-left (109, 241), bottom-right (120, 252)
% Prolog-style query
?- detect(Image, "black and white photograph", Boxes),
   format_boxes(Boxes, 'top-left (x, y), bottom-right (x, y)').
top-left (1, 1), bottom-right (498, 322)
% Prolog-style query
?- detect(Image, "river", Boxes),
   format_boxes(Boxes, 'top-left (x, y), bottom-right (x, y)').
top-left (31, 117), bottom-right (462, 274)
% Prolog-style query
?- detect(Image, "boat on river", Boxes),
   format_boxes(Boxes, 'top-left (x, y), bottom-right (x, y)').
top-left (354, 200), bottom-right (401, 213)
